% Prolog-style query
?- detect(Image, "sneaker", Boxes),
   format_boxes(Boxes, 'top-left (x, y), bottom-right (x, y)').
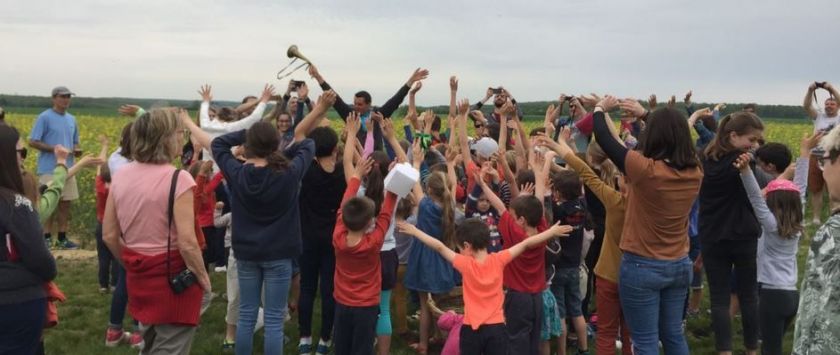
top-left (105, 328), bottom-right (128, 347)
top-left (128, 331), bottom-right (144, 349)
top-left (299, 337), bottom-right (313, 355)
top-left (222, 339), bottom-right (235, 351)
top-left (214, 266), bottom-right (227, 273)
top-left (55, 239), bottom-right (79, 250)
top-left (316, 339), bottom-right (331, 354)
top-left (99, 287), bottom-right (109, 294)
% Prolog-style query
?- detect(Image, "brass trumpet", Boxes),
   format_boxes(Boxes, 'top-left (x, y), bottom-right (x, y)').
top-left (276, 45), bottom-right (312, 80)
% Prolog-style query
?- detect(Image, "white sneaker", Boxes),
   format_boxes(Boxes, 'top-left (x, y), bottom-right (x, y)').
top-left (214, 266), bottom-right (227, 273)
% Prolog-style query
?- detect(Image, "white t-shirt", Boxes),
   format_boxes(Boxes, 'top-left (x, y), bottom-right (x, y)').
top-left (814, 110), bottom-right (840, 133)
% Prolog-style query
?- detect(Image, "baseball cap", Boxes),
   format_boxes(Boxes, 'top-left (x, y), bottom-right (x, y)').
top-left (764, 179), bottom-right (800, 195)
top-left (51, 86), bottom-right (75, 97)
top-left (471, 137), bottom-right (499, 159)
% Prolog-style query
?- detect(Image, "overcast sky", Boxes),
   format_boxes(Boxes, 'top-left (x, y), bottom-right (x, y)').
top-left (2, 0), bottom-right (838, 105)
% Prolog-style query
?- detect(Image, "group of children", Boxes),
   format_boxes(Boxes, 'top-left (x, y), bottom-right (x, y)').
top-left (83, 78), bottom-right (831, 355)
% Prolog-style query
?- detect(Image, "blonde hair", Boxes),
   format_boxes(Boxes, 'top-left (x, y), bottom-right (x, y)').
top-left (587, 141), bottom-right (620, 190)
top-left (130, 109), bottom-right (182, 164)
top-left (425, 171), bottom-right (456, 248)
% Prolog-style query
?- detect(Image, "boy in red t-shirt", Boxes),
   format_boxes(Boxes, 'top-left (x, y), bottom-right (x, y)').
top-left (397, 216), bottom-right (571, 354)
top-left (475, 153), bottom-right (553, 355)
top-left (332, 158), bottom-right (398, 355)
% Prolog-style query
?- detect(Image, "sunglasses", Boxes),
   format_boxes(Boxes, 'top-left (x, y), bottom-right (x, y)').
top-left (17, 148), bottom-right (27, 159)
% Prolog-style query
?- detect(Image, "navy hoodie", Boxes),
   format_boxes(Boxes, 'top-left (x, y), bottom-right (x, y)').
top-left (212, 130), bottom-right (315, 262)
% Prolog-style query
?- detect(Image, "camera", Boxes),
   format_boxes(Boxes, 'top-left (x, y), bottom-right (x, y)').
top-left (816, 81), bottom-right (827, 89)
top-left (490, 87), bottom-right (503, 95)
top-left (169, 269), bottom-right (197, 294)
top-left (290, 80), bottom-right (305, 92)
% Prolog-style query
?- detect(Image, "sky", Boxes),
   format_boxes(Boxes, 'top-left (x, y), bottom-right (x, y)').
top-left (1, 0), bottom-right (838, 106)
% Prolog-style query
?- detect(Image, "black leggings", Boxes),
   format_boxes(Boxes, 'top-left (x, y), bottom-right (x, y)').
top-left (759, 287), bottom-right (798, 355)
top-left (298, 237), bottom-right (336, 340)
top-left (702, 239), bottom-right (759, 352)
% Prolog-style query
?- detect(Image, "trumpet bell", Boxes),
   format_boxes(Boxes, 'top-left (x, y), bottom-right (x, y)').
top-left (277, 44), bottom-right (312, 80)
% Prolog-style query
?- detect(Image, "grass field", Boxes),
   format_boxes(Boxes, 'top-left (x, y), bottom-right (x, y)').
top-left (4, 110), bottom-right (825, 354)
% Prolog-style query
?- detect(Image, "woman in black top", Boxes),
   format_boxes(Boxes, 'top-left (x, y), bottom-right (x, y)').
top-left (0, 125), bottom-right (57, 355)
top-left (699, 112), bottom-right (764, 355)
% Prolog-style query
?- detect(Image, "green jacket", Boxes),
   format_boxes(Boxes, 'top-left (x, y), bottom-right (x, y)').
top-left (38, 165), bottom-right (67, 224)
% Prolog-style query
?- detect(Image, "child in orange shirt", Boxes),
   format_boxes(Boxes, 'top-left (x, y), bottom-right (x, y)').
top-left (397, 217), bottom-right (572, 355)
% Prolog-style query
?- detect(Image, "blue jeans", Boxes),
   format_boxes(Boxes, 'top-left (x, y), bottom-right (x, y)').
top-left (619, 253), bottom-right (691, 355)
top-left (236, 258), bottom-right (292, 355)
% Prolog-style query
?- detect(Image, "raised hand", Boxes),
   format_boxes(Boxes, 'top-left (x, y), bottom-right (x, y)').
top-left (382, 118), bottom-right (396, 139)
top-left (410, 81), bottom-right (423, 95)
top-left (620, 98), bottom-right (647, 117)
top-left (595, 95), bottom-right (619, 112)
top-left (668, 95), bottom-right (677, 108)
top-left (198, 85), bottom-right (213, 102)
top-left (298, 82), bottom-right (309, 100)
top-left (118, 104), bottom-right (141, 117)
top-left (346, 112), bottom-right (361, 136)
top-left (470, 110), bottom-right (487, 124)
top-left (500, 100), bottom-right (516, 116)
top-left (547, 222), bottom-right (574, 237)
top-left (411, 140), bottom-right (424, 168)
top-left (519, 182), bottom-right (535, 196)
top-left (76, 154), bottom-right (106, 168)
top-left (316, 90), bottom-right (337, 110)
top-left (688, 107), bottom-right (711, 127)
top-left (648, 94), bottom-right (657, 109)
top-left (732, 152), bottom-right (752, 172)
top-left (457, 98), bottom-right (470, 116)
top-left (215, 201), bottom-right (225, 210)
top-left (485, 87), bottom-right (495, 100)
top-left (260, 84), bottom-right (276, 103)
top-left (421, 109), bottom-right (435, 132)
top-left (714, 103), bottom-right (726, 112)
top-left (450, 76), bottom-right (458, 92)
top-left (801, 131), bottom-right (824, 157)
top-left (307, 64), bottom-right (323, 82)
top-left (354, 157), bottom-right (374, 179)
top-left (407, 68), bottom-right (430, 86)
top-left (684, 90), bottom-right (693, 105)
top-left (396, 221), bottom-right (421, 237)
top-left (371, 111), bottom-right (384, 125)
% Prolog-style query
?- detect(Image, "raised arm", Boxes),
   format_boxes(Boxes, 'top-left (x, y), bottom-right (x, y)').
top-left (506, 222), bottom-right (574, 259)
top-left (594, 96), bottom-right (629, 172)
top-left (476, 170), bottom-right (507, 214)
top-left (804, 82), bottom-right (818, 119)
top-left (294, 90), bottom-right (336, 142)
top-left (308, 65), bottom-right (352, 119)
top-left (180, 109), bottom-right (213, 154)
top-left (382, 117), bottom-right (408, 163)
top-left (218, 85), bottom-right (273, 132)
top-left (379, 68), bottom-right (428, 117)
top-left (343, 112), bottom-right (362, 183)
top-left (449, 76), bottom-right (458, 119)
top-left (407, 82), bottom-right (422, 130)
top-left (734, 153), bottom-right (778, 232)
top-left (396, 221), bottom-right (457, 263)
top-left (198, 84), bottom-right (213, 126)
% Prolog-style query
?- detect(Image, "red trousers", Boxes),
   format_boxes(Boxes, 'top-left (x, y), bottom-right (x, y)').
top-left (595, 276), bottom-right (632, 355)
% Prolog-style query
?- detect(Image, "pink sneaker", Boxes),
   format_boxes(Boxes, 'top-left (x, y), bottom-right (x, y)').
top-left (128, 331), bottom-right (145, 349)
top-left (105, 328), bottom-right (128, 347)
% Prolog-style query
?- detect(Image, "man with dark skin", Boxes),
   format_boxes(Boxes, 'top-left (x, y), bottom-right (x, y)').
top-left (308, 65), bottom-right (428, 151)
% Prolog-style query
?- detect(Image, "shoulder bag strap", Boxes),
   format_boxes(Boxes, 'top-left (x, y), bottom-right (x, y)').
top-left (166, 169), bottom-right (180, 281)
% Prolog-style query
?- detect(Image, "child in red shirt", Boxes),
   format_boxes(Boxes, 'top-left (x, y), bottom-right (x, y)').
top-left (332, 157), bottom-right (398, 355)
top-left (397, 215), bottom-right (571, 354)
top-left (94, 163), bottom-right (117, 293)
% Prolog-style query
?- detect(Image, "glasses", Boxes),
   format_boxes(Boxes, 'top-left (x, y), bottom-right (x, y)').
top-left (817, 155), bottom-right (834, 171)
top-left (17, 148), bottom-right (27, 159)
top-left (57, 94), bottom-right (72, 99)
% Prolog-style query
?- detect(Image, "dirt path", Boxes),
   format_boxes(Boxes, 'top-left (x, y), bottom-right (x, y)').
top-left (52, 249), bottom-right (96, 260)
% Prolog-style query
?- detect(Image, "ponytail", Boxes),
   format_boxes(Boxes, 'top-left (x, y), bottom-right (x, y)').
top-left (266, 151), bottom-right (290, 172)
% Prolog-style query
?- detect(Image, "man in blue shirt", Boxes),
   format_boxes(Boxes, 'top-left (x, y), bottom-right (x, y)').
top-left (29, 86), bottom-right (81, 249)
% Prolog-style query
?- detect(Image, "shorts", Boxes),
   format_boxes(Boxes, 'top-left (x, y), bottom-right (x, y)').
top-left (39, 174), bottom-right (79, 201)
top-left (808, 155), bottom-right (825, 193)
top-left (551, 267), bottom-right (583, 319)
top-left (540, 289), bottom-right (562, 340)
top-left (380, 249), bottom-right (399, 290)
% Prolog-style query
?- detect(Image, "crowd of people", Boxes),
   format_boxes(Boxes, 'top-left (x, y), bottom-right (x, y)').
top-left (0, 70), bottom-right (839, 355)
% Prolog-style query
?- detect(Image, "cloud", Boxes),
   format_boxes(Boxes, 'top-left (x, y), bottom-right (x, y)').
top-left (1, 0), bottom-right (838, 106)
